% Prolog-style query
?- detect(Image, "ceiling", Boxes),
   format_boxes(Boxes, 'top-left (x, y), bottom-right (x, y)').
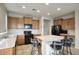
top-left (4, 3), bottom-right (79, 18)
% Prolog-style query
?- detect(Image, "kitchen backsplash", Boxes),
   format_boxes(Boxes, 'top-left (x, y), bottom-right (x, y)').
top-left (68, 30), bottom-right (75, 35)
top-left (8, 29), bottom-right (41, 35)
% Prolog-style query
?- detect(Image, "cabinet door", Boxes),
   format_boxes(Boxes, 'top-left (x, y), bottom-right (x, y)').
top-left (62, 20), bottom-right (68, 30)
top-left (16, 17), bottom-right (24, 29)
top-left (32, 20), bottom-right (39, 29)
top-left (24, 17), bottom-right (32, 24)
top-left (8, 17), bottom-right (17, 29)
top-left (54, 18), bottom-right (63, 26)
top-left (67, 18), bottom-right (75, 29)
top-left (0, 48), bottom-right (15, 55)
top-left (16, 35), bottom-right (25, 45)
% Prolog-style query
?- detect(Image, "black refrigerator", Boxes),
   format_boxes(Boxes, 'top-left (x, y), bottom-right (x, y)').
top-left (51, 25), bottom-right (67, 36)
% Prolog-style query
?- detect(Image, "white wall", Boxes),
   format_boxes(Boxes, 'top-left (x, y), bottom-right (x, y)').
top-left (40, 17), bottom-right (53, 35)
top-left (0, 4), bottom-right (7, 37)
top-left (0, 4), bottom-right (7, 33)
top-left (49, 19), bottom-right (54, 35)
top-left (40, 17), bottom-right (44, 35)
top-left (75, 8), bottom-right (79, 49)
top-left (54, 12), bottom-right (75, 20)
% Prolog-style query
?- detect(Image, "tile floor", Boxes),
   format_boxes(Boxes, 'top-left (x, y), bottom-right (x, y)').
top-left (15, 45), bottom-right (79, 55)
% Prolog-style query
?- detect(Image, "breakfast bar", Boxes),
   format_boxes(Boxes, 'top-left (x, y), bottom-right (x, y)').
top-left (35, 35), bottom-right (64, 55)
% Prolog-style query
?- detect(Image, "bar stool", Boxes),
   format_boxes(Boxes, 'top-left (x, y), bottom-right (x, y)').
top-left (50, 41), bottom-right (63, 55)
top-left (61, 38), bottom-right (72, 55)
top-left (31, 35), bottom-right (38, 55)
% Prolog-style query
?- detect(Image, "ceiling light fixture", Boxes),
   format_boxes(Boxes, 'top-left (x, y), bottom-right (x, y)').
top-left (47, 13), bottom-right (50, 15)
top-left (37, 10), bottom-right (40, 13)
top-left (22, 6), bottom-right (26, 8)
top-left (57, 8), bottom-right (61, 11)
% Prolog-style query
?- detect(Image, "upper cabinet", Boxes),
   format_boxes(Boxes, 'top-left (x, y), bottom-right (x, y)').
top-left (8, 17), bottom-right (24, 29)
top-left (62, 20), bottom-right (68, 30)
top-left (66, 17), bottom-right (75, 29)
top-left (54, 17), bottom-right (75, 30)
top-left (24, 17), bottom-right (32, 24)
top-left (32, 20), bottom-right (39, 29)
top-left (16, 17), bottom-right (24, 29)
top-left (8, 16), bottom-right (40, 29)
top-left (54, 18), bottom-right (63, 26)
top-left (8, 17), bottom-right (17, 29)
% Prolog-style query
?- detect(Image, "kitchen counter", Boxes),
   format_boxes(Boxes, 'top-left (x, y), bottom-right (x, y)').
top-left (60, 33), bottom-right (75, 36)
top-left (60, 33), bottom-right (75, 39)
top-left (0, 35), bottom-right (16, 49)
top-left (35, 35), bottom-right (64, 41)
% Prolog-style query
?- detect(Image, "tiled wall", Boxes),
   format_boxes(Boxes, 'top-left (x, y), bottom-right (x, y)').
top-left (8, 29), bottom-right (41, 35)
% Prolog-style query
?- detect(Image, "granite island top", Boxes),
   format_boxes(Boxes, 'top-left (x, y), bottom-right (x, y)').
top-left (0, 35), bottom-right (16, 49)
top-left (35, 35), bottom-right (64, 41)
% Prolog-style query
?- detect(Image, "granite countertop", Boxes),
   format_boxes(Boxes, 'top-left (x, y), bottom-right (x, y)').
top-left (35, 35), bottom-right (64, 41)
top-left (0, 35), bottom-right (16, 49)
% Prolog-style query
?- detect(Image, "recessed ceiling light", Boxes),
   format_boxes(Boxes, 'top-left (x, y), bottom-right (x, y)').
top-left (47, 13), bottom-right (50, 15)
top-left (57, 8), bottom-right (61, 11)
top-left (37, 10), bottom-right (40, 13)
top-left (22, 6), bottom-right (26, 8)
top-left (45, 3), bottom-right (49, 5)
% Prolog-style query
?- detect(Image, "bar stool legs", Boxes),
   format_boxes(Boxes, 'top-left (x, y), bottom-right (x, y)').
top-left (62, 46), bottom-right (72, 55)
top-left (69, 47), bottom-right (72, 55)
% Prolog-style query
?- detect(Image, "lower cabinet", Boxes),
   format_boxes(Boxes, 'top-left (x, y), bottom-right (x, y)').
top-left (16, 34), bottom-right (41, 45)
top-left (16, 35), bottom-right (25, 45)
top-left (0, 48), bottom-right (15, 55)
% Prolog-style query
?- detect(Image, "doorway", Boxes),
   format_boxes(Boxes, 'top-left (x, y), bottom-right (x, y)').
top-left (44, 20), bottom-right (50, 35)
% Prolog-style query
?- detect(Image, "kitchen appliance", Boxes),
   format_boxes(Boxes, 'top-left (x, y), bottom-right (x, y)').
top-left (24, 31), bottom-right (32, 44)
top-left (51, 25), bottom-right (67, 35)
top-left (24, 24), bottom-right (32, 29)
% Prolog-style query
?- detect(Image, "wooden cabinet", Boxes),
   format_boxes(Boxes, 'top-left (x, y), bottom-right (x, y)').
top-left (16, 17), bottom-right (24, 29)
top-left (8, 16), bottom-right (40, 29)
top-left (24, 17), bottom-right (32, 24)
top-left (62, 20), bottom-right (68, 30)
top-left (62, 17), bottom-right (75, 30)
top-left (16, 35), bottom-right (25, 45)
top-left (8, 17), bottom-right (24, 29)
top-left (54, 17), bottom-right (75, 30)
top-left (8, 17), bottom-right (17, 29)
top-left (67, 17), bottom-right (75, 29)
top-left (0, 48), bottom-right (15, 55)
top-left (32, 20), bottom-right (39, 29)
top-left (54, 18), bottom-right (63, 26)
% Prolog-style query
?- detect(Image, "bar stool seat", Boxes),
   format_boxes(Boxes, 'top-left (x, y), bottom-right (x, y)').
top-left (50, 41), bottom-right (63, 55)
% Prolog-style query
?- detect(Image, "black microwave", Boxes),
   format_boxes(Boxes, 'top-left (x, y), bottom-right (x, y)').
top-left (24, 24), bottom-right (32, 29)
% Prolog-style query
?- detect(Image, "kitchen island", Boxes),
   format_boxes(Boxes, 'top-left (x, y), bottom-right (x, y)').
top-left (0, 35), bottom-right (16, 55)
top-left (35, 35), bottom-right (64, 55)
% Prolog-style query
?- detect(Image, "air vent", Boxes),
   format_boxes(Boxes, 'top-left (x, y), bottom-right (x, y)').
top-left (32, 8), bottom-right (37, 11)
